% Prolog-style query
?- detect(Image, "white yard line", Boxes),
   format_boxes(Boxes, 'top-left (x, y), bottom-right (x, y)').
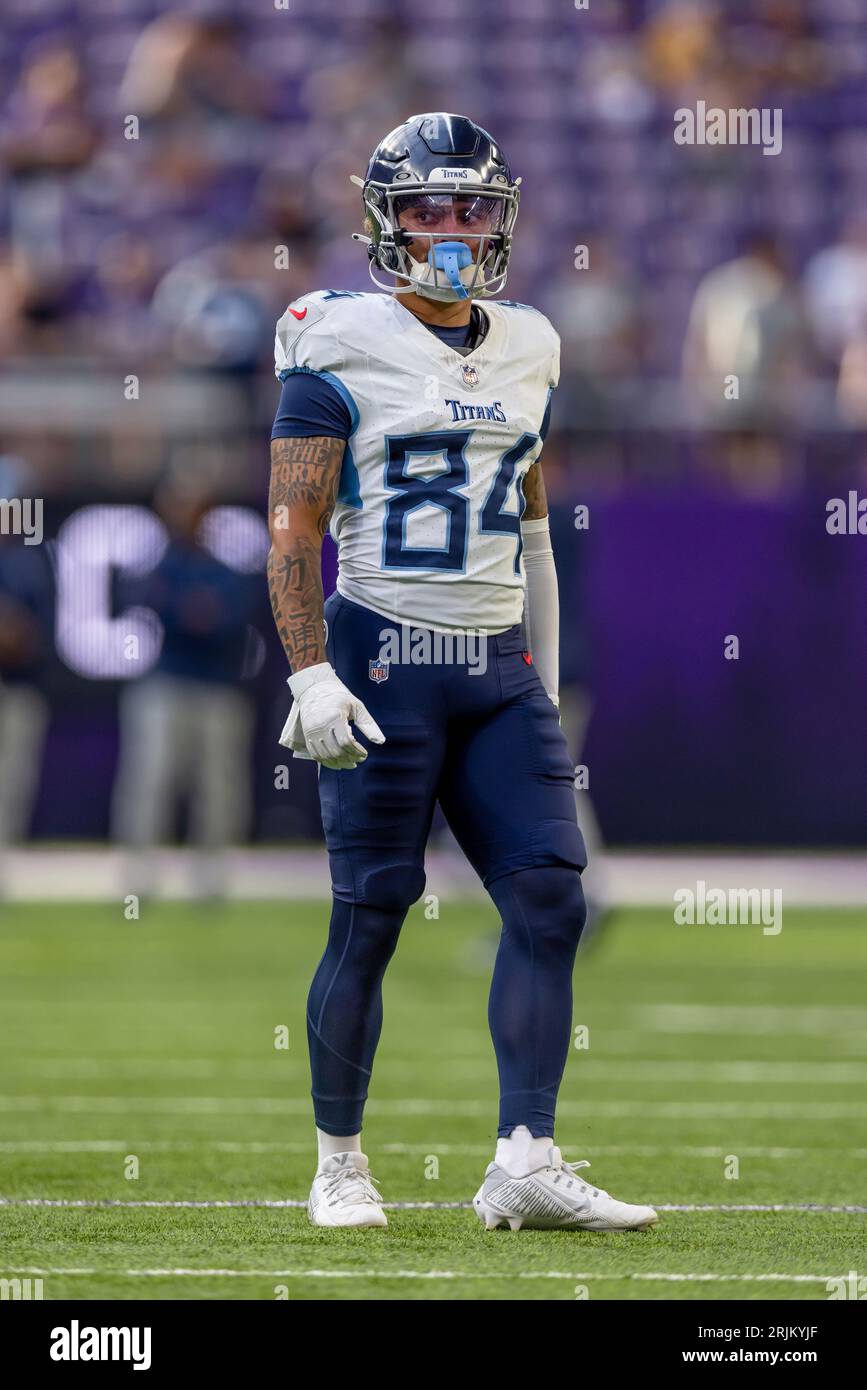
top-left (1, 1197), bottom-right (864, 1213)
top-left (0, 1266), bottom-right (846, 1284)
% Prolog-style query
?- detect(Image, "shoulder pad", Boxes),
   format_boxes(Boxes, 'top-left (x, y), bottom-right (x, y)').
top-left (274, 293), bottom-right (327, 375)
top-left (274, 291), bottom-right (375, 377)
top-left (275, 292), bottom-right (349, 377)
top-left (493, 299), bottom-right (560, 387)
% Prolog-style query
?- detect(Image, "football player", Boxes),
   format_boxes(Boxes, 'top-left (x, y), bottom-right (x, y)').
top-left (267, 114), bottom-right (657, 1232)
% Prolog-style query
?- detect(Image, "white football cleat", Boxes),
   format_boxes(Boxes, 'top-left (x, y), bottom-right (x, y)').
top-left (308, 1151), bottom-right (388, 1228)
top-left (473, 1148), bottom-right (658, 1232)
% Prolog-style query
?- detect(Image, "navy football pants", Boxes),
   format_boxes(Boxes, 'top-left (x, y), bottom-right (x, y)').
top-left (308, 592), bottom-right (588, 1138)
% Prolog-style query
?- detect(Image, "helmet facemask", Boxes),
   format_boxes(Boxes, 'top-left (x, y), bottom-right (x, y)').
top-left (356, 179), bottom-right (520, 301)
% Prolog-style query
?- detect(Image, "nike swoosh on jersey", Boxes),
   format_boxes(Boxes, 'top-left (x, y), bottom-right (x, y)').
top-left (288, 306), bottom-right (308, 320)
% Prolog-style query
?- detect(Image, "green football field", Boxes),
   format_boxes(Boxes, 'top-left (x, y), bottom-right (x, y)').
top-left (1, 898), bottom-right (865, 1301)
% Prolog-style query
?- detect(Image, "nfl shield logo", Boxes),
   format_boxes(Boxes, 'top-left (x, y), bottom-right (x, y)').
top-left (461, 362), bottom-right (479, 388)
top-left (368, 658), bottom-right (390, 683)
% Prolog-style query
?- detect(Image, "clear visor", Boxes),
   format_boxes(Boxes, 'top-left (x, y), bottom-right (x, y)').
top-left (393, 192), bottom-right (505, 238)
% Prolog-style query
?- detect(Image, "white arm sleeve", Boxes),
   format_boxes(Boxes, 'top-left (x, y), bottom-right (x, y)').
top-left (521, 516), bottom-right (559, 704)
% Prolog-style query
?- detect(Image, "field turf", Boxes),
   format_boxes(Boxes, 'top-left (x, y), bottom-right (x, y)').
top-left (0, 899), bottom-right (865, 1301)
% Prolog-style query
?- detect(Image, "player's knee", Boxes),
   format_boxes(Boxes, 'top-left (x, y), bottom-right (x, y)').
top-left (495, 864), bottom-right (587, 957)
top-left (558, 867), bottom-right (588, 949)
top-left (533, 865), bottom-right (587, 955)
top-left (356, 861), bottom-right (426, 915)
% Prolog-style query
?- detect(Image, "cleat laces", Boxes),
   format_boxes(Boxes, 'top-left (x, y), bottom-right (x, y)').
top-left (323, 1165), bottom-right (383, 1209)
top-left (549, 1149), bottom-right (605, 1199)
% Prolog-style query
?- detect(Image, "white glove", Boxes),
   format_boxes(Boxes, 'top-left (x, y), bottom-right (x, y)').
top-left (279, 662), bottom-right (385, 771)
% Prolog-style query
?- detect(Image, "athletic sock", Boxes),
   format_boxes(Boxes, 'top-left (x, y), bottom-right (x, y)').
top-left (316, 1127), bottom-right (363, 1168)
top-left (495, 1123), bottom-right (554, 1176)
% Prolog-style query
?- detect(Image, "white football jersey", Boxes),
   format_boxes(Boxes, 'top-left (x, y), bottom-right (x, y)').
top-left (274, 290), bottom-right (559, 633)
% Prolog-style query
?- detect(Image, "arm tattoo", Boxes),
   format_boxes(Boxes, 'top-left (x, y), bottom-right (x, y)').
top-left (522, 460), bottom-right (548, 521)
top-left (267, 435), bottom-right (344, 672)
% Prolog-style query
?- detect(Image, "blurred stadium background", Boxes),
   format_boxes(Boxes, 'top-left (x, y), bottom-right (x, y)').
top-left (1, 0), bottom-right (866, 899)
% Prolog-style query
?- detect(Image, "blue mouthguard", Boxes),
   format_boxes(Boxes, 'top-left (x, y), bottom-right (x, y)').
top-left (429, 240), bottom-right (472, 298)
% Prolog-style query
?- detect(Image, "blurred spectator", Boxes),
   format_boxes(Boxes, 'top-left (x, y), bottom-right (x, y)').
top-left (82, 231), bottom-right (163, 362)
top-left (1, 38), bottom-right (96, 178)
top-left (729, 0), bottom-right (830, 97)
top-left (111, 474), bottom-right (260, 896)
top-left (804, 217), bottom-right (867, 426)
top-left (151, 238), bottom-right (275, 374)
top-left (119, 14), bottom-right (270, 129)
top-left (0, 38), bottom-right (98, 345)
top-left (643, 0), bottom-right (828, 108)
top-left (682, 233), bottom-right (807, 430)
top-left (301, 19), bottom-right (435, 135)
top-left (0, 457), bottom-right (53, 858)
top-left (541, 244), bottom-right (641, 432)
top-left (642, 1), bottom-right (729, 103)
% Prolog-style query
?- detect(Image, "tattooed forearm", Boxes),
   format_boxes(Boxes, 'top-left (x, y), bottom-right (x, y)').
top-left (267, 538), bottom-right (326, 668)
top-left (521, 460), bottom-right (548, 521)
top-left (267, 435), bottom-right (344, 672)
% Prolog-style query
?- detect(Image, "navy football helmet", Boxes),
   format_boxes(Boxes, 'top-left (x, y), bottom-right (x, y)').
top-left (352, 113), bottom-right (521, 302)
